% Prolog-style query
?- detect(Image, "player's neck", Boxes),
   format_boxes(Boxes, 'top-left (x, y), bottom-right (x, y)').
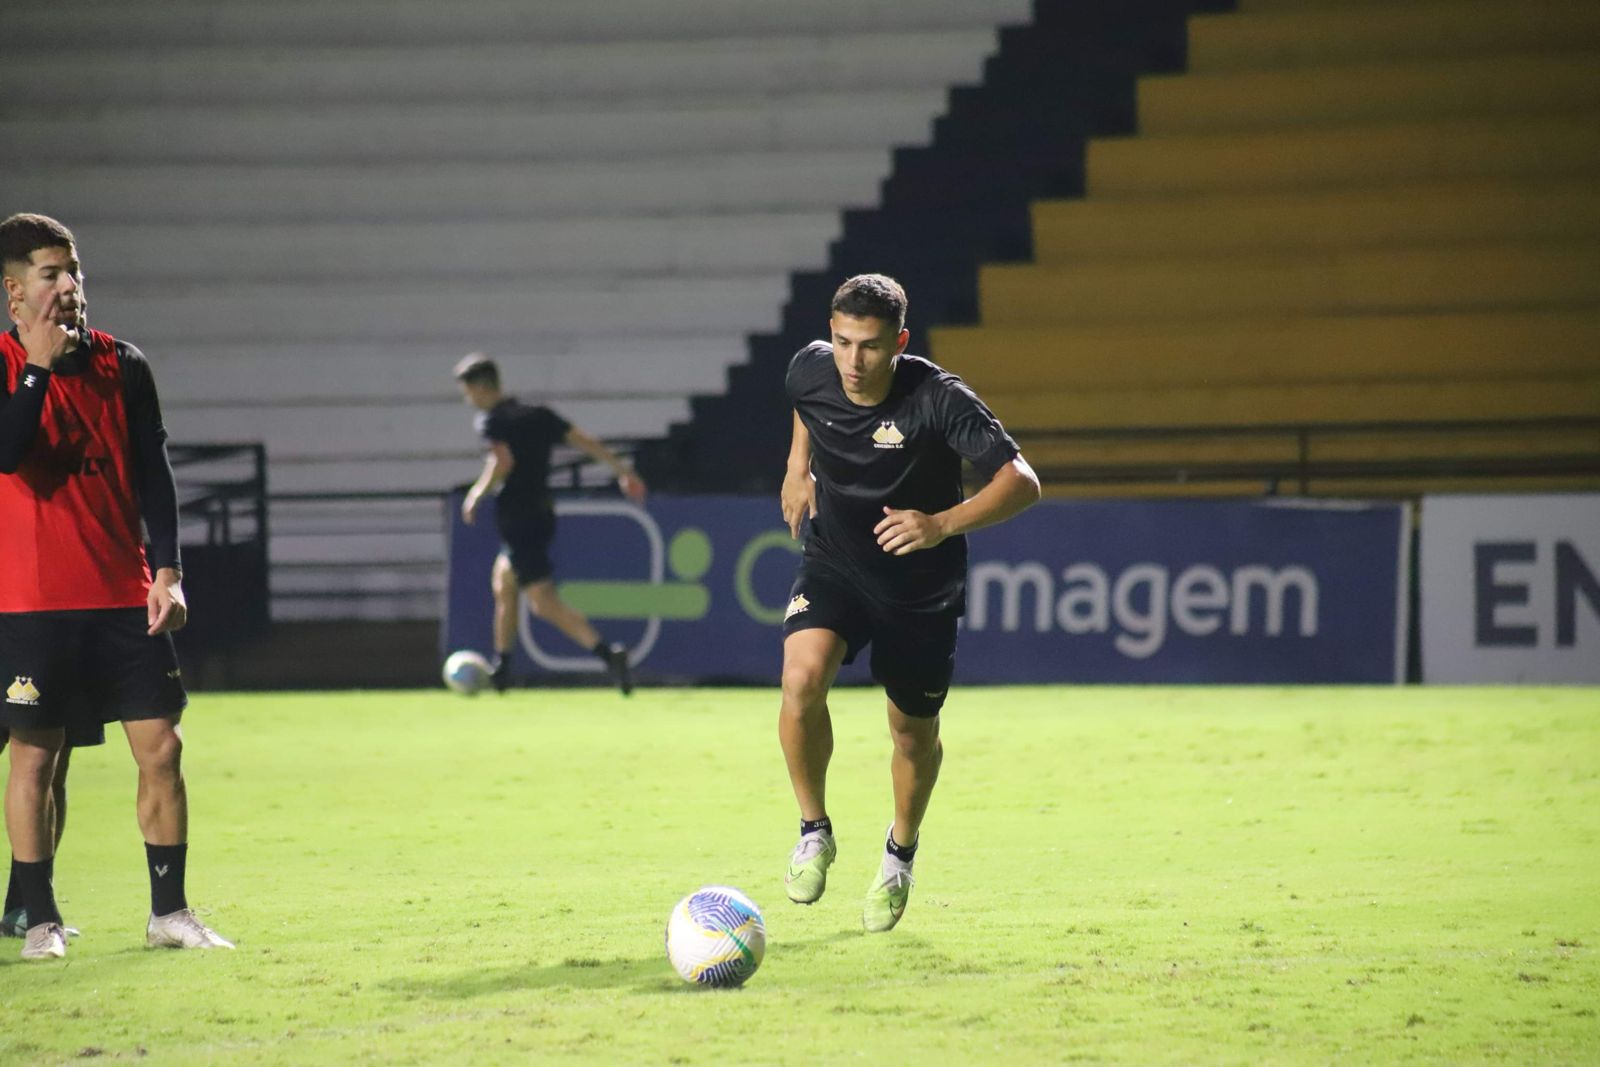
top-left (840, 363), bottom-right (895, 407)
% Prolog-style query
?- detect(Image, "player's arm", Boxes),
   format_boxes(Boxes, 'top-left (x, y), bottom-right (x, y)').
top-left (462, 441), bottom-right (512, 525)
top-left (121, 344), bottom-right (188, 635)
top-left (565, 426), bottom-right (646, 503)
top-left (875, 456), bottom-right (1040, 556)
top-left (781, 410), bottom-right (817, 539)
top-left (0, 293), bottom-right (73, 474)
top-left (0, 363), bottom-right (50, 474)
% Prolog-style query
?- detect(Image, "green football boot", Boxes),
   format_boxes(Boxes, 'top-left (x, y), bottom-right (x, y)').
top-left (784, 829), bottom-right (837, 904)
top-left (863, 839), bottom-right (915, 933)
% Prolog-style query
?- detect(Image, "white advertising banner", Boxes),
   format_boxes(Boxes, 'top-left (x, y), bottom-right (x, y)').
top-left (1421, 494), bottom-right (1600, 683)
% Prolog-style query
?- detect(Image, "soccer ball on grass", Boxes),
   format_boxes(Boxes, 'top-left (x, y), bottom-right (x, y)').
top-left (664, 886), bottom-right (766, 987)
top-left (441, 650), bottom-right (493, 695)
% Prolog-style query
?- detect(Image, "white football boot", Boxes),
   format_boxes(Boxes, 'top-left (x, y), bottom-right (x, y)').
top-left (147, 908), bottom-right (234, 949)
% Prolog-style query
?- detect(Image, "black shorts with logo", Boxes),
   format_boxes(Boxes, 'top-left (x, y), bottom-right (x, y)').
top-left (497, 499), bottom-right (557, 586)
top-left (781, 557), bottom-right (958, 719)
top-left (0, 608), bottom-right (187, 741)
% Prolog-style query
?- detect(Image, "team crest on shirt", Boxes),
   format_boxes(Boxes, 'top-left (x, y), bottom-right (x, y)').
top-left (6, 677), bottom-right (40, 706)
top-left (784, 594), bottom-right (810, 620)
top-left (872, 421), bottom-right (905, 449)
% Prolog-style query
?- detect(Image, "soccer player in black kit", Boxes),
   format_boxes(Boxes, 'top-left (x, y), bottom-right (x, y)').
top-left (779, 274), bottom-right (1040, 932)
top-left (455, 354), bottom-right (645, 694)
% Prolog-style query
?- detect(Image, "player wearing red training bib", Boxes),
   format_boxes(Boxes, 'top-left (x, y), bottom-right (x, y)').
top-left (0, 213), bottom-right (231, 960)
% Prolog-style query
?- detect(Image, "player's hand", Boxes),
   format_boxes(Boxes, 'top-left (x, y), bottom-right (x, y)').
top-left (462, 491), bottom-right (481, 525)
top-left (147, 569), bottom-right (188, 635)
top-left (619, 471), bottom-right (647, 504)
top-left (874, 506), bottom-right (947, 556)
top-left (17, 292), bottom-right (77, 368)
top-left (781, 468), bottom-right (817, 539)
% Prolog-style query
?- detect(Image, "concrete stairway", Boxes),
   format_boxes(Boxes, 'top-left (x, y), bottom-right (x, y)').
top-left (931, 0), bottom-right (1600, 498)
top-left (5, 0), bottom-right (1029, 616)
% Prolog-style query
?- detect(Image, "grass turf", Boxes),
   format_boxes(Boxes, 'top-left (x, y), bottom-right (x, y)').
top-left (1, 686), bottom-right (1595, 1065)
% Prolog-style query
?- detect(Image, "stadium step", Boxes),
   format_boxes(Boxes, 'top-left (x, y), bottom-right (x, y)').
top-left (1186, 2), bottom-right (1600, 73)
top-left (1027, 181), bottom-right (1600, 260)
top-left (6, 0), bottom-right (1030, 49)
top-left (91, 273), bottom-right (794, 347)
top-left (1138, 52), bottom-right (1600, 134)
top-left (979, 242), bottom-right (1600, 325)
top-left (153, 340), bottom-right (745, 407)
top-left (74, 213), bottom-right (842, 284)
top-left (981, 376), bottom-right (1600, 433)
top-left (12, 154), bottom-right (893, 225)
top-left (2, 92), bottom-right (948, 166)
top-left (162, 397), bottom-right (687, 466)
top-left (0, 31), bottom-right (1001, 108)
top-left (1087, 117), bottom-right (1600, 197)
top-left (933, 311), bottom-right (1600, 392)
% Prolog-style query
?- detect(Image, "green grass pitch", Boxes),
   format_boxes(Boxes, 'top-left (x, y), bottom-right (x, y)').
top-left (2, 686), bottom-right (1596, 1065)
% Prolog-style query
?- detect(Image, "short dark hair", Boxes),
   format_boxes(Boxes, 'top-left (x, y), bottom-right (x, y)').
top-left (452, 352), bottom-right (500, 388)
top-left (0, 213), bottom-right (77, 276)
top-left (831, 273), bottom-right (907, 331)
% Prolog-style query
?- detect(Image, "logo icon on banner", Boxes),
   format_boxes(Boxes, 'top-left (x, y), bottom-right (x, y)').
top-left (517, 502), bottom-right (713, 672)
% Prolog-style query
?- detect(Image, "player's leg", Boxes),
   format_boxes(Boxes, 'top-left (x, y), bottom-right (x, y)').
top-left (523, 579), bottom-right (633, 696)
top-left (121, 716), bottom-right (228, 949)
top-left (862, 609), bottom-right (957, 933)
top-left (778, 627), bottom-right (847, 903)
top-left (5, 726), bottom-right (67, 958)
top-left (2, 744), bottom-right (85, 939)
top-left (0, 612), bottom-right (72, 957)
top-left (886, 700), bottom-right (942, 855)
top-left (489, 552), bottom-right (521, 691)
top-left (779, 627), bottom-right (847, 824)
top-left (97, 609), bottom-right (231, 949)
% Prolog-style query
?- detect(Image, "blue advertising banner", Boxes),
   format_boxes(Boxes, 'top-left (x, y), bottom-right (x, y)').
top-left (444, 495), bottom-right (1409, 685)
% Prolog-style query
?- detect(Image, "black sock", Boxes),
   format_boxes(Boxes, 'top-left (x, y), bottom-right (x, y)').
top-left (801, 817), bottom-right (832, 837)
top-left (146, 843), bottom-right (188, 917)
top-left (885, 831), bottom-right (918, 863)
top-left (9, 857), bottom-right (61, 927)
top-left (3, 864), bottom-right (19, 914)
top-left (591, 639), bottom-right (612, 661)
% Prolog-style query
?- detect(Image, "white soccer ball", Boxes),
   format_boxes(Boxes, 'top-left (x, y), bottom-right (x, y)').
top-left (664, 885), bottom-right (766, 988)
top-left (441, 650), bottom-right (493, 695)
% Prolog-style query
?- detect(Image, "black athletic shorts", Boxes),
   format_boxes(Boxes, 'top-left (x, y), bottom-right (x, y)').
top-left (781, 558), bottom-right (958, 719)
top-left (497, 500), bottom-right (557, 586)
top-left (0, 608), bottom-right (187, 738)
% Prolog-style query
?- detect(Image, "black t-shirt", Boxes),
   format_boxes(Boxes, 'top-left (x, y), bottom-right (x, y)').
top-left (476, 398), bottom-right (571, 516)
top-left (786, 341), bottom-right (1019, 612)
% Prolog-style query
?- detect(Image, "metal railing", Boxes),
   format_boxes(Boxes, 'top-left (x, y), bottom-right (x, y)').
top-left (1014, 416), bottom-right (1600, 496)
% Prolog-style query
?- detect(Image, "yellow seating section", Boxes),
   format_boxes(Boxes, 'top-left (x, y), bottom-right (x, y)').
top-left (929, 0), bottom-right (1600, 497)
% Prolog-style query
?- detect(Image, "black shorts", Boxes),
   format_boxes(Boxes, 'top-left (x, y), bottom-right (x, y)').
top-left (498, 501), bottom-right (556, 586)
top-left (0, 608), bottom-right (187, 738)
top-left (781, 559), bottom-right (958, 718)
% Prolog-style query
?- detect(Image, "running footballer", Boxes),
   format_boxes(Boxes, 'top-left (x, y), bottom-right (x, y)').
top-left (778, 273), bottom-right (1040, 932)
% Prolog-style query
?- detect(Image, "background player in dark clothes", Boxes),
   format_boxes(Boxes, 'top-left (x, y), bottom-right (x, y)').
top-left (0, 214), bottom-right (232, 959)
top-left (454, 354), bottom-right (646, 695)
top-left (777, 274), bottom-right (1040, 932)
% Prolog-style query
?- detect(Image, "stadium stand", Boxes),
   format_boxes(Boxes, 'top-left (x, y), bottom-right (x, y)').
top-left (934, 0), bottom-right (1600, 497)
top-left (637, 0), bottom-right (1232, 492)
top-left (5, 0), bottom-right (1031, 619)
